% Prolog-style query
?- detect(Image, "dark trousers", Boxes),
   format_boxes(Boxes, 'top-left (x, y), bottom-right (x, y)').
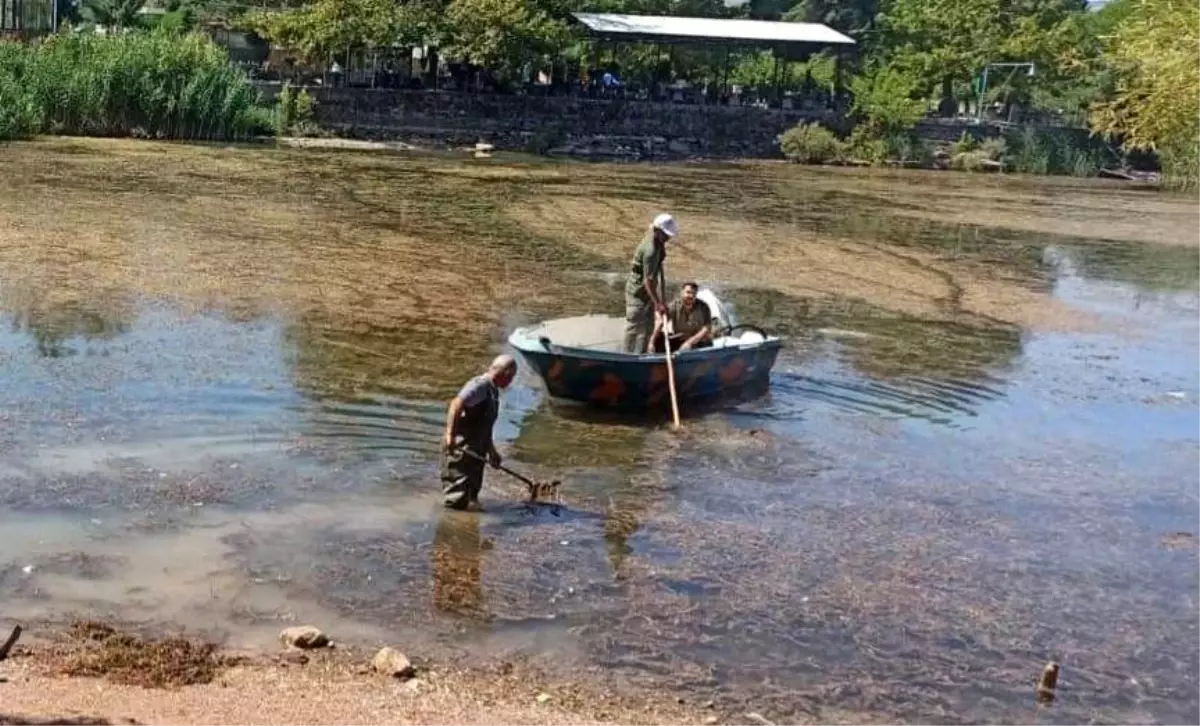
top-left (651, 332), bottom-right (711, 354)
top-left (440, 447), bottom-right (485, 509)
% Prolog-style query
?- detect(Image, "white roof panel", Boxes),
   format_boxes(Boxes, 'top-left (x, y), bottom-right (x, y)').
top-left (572, 12), bottom-right (855, 46)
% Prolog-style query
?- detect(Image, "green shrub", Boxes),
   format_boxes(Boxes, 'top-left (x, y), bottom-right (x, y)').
top-left (951, 150), bottom-right (1000, 172)
top-left (1072, 148), bottom-right (1102, 177)
top-left (274, 84), bottom-right (294, 136)
top-left (1159, 137), bottom-right (1200, 191)
top-left (979, 136), bottom-right (1007, 160)
top-left (949, 135), bottom-right (1008, 172)
top-left (847, 126), bottom-right (889, 166)
top-left (1003, 126), bottom-right (1111, 178)
top-left (779, 122), bottom-right (845, 164)
top-left (885, 132), bottom-right (934, 166)
top-left (952, 131), bottom-right (978, 155)
top-left (4, 29), bottom-right (268, 141)
top-left (273, 84), bottom-right (318, 137)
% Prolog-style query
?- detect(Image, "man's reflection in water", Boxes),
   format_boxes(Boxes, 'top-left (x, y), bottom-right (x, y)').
top-left (604, 497), bottom-right (640, 579)
top-left (431, 510), bottom-right (490, 620)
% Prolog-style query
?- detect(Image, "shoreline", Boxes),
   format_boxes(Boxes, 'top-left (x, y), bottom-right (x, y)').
top-left (0, 619), bottom-right (710, 726)
top-left (8, 133), bottom-right (1171, 191)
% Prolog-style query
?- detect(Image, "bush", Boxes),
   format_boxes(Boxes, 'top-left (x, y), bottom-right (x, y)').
top-left (0, 29), bottom-right (269, 141)
top-left (846, 126), bottom-right (889, 166)
top-left (779, 122), bottom-right (845, 164)
top-left (0, 43), bottom-right (41, 140)
top-left (979, 136), bottom-right (1007, 160)
top-left (1159, 137), bottom-right (1200, 191)
top-left (885, 132), bottom-right (934, 166)
top-left (274, 82), bottom-right (318, 137)
top-left (1004, 126), bottom-right (1111, 177)
top-left (951, 150), bottom-right (999, 172)
top-left (951, 131), bottom-right (978, 155)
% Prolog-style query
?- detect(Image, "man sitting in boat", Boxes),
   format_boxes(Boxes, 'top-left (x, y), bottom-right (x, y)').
top-left (651, 281), bottom-right (713, 353)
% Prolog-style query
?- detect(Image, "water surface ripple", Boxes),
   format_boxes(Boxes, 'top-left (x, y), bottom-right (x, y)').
top-left (0, 147), bottom-right (1196, 725)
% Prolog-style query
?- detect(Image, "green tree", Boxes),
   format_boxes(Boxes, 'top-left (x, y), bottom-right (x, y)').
top-left (78, 0), bottom-right (147, 29)
top-left (247, 0), bottom-right (433, 63)
top-left (875, 0), bottom-right (1094, 109)
top-left (783, 0), bottom-right (878, 38)
top-left (441, 0), bottom-right (568, 78)
top-left (849, 61), bottom-right (925, 132)
top-left (1089, 0), bottom-right (1200, 188)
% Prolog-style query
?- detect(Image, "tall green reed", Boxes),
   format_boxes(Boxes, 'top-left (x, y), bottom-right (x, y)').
top-left (0, 40), bottom-right (42, 140)
top-left (1157, 138), bottom-right (1200, 192)
top-left (1003, 126), bottom-right (1112, 178)
top-left (0, 29), bottom-right (272, 141)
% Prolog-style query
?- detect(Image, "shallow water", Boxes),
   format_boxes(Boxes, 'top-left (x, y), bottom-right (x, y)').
top-left (0, 140), bottom-right (1197, 724)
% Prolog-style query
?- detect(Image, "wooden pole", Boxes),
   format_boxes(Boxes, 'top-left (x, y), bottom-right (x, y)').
top-left (662, 319), bottom-right (681, 428)
top-left (659, 261), bottom-right (680, 428)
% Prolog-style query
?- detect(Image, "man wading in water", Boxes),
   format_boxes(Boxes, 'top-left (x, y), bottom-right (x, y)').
top-left (624, 213), bottom-right (679, 354)
top-left (440, 355), bottom-right (517, 510)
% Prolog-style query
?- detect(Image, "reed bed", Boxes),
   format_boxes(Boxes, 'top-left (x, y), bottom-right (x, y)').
top-left (0, 30), bottom-right (271, 141)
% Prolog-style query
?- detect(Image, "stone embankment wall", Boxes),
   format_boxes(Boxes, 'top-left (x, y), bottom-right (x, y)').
top-left (256, 84), bottom-right (844, 159)
top-left (256, 84), bottom-right (1031, 160)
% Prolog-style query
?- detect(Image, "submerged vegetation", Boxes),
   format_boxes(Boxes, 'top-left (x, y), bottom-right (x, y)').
top-left (0, 137), bottom-right (1196, 724)
top-left (57, 620), bottom-right (231, 689)
top-left (0, 30), bottom-right (271, 142)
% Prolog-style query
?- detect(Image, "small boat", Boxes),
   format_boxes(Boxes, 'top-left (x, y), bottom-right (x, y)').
top-left (507, 289), bottom-right (784, 411)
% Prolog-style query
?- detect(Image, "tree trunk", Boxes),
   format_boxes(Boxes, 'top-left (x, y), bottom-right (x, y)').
top-left (938, 74), bottom-right (957, 117)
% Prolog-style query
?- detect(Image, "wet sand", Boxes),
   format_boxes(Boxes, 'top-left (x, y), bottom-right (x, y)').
top-left (0, 619), bottom-right (902, 724)
top-left (0, 626), bottom-right (701, 726)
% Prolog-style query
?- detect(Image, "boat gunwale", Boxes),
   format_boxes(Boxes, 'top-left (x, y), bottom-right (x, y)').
top-left (506, 328), bottom-right (785, 367)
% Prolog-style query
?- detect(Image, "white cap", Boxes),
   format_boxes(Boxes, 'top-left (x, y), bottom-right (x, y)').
top-left (652, 213), bottom-right (678, 238)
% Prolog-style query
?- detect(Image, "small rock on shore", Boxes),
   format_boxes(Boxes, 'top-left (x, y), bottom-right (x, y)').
top-left (279, 626), bottom-right (329, 650)
top-left (370, 647), bottom-right (415, 679)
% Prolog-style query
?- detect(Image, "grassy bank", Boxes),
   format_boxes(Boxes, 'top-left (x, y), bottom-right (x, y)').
top-left (0, 30), bottom-right (271, 142)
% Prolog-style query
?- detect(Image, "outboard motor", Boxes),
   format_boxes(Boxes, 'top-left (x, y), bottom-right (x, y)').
top-left (696, 287), bottom-right (737, 336)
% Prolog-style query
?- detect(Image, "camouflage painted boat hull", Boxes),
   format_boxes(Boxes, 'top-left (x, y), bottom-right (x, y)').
top-left (507, 316), bottom-right (784, 411)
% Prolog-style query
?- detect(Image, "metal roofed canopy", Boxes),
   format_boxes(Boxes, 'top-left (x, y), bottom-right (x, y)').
top-left (571, 12), bottom-right (856, 48)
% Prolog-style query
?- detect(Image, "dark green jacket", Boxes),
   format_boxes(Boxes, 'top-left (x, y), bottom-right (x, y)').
top-left (624, 233), bottom-right (665, 302)
top-left (668, 298), bottom-right (712, 339)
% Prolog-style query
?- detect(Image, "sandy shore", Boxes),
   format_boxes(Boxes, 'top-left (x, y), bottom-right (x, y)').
top-left (0, 624), bottom-right (704, 726)
top-left (0, 662), bottom-right (687, 726)
top-left (0, 621), bottom-right (899, 726)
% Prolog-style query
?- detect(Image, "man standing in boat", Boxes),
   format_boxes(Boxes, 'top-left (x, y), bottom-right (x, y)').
top-left (624, 213), bottom-right (678, 354)
top-left (440, 354), bottom-right (517, 510)
top-left (651, 281), bottom-right (713, 353)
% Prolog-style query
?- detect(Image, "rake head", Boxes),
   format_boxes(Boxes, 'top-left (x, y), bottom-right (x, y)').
top-left (524, 478), bottom-right (563, 502)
